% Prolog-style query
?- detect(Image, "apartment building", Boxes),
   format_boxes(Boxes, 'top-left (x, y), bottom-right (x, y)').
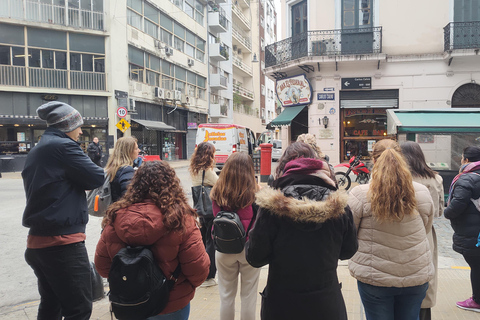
top-left (267, 0), bottom-right (480, 165)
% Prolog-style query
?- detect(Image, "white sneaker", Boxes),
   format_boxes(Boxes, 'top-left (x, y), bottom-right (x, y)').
top-left (200, 278), bottom-right (217, 288)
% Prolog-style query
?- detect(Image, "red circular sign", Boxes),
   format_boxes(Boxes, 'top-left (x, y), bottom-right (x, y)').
top-left (116, 107), bottom-right (128, 118)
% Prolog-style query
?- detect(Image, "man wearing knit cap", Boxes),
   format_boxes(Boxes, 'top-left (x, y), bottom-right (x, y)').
top-left (22, 101), bottom-right (104, 320)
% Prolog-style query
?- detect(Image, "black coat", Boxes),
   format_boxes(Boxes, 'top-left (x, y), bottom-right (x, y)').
top-left (87, 142), bottom-right (102, 165)
top-left (444, 169), bottom-right (480, 256)
top-left (22, 127), bottom-right (104, 236)
top-left (110, 165), bottom-right (135, 202)
top-left (246, 174), bottom-right (358, 320)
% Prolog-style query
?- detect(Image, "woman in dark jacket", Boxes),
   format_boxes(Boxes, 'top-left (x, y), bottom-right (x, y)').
top-left (105, 136), bottom-right (139, 202)
top-left (445, 146), bottom-right (480, 312)
top-left (246, 142), bottom-right (358, 320)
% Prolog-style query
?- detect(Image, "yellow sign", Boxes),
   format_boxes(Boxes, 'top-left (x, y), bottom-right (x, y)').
top-left (116, 118), bottom-right (130, 133)
top-left (203, 130), bottom-right (227, 142)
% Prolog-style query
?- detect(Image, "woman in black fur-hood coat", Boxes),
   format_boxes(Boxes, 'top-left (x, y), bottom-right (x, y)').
top-left (246, 142), bottom-right (358, 320)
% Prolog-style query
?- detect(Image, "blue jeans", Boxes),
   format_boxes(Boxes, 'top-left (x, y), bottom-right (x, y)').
top-left (357, 281), bottom-right (428, 320)
top-left (147, 303), bottom-right (190, 320)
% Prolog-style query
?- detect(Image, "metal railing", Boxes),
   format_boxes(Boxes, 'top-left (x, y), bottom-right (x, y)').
top-left (232, 22), bottom-right (252, 51)
top-left (444, 21), bottom-right (480, 51)
top-left (265, 27), bottom-right (382, 68)
top-left (233, 84), bottom-right (254, 100)
top-left (0, 0), bottom-right (104, 31)
top-left (0, 65), bottom-right (105, 91)
top-left (232, 4), bottom-right (251, 29)
top-left (233, 103), bottom-right (258, 116)
top-left (233, 55), bottom-right (252, 75)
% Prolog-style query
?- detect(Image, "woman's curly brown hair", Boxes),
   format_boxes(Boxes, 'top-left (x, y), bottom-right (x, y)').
top-left (102, 161), bottom-right (197, 231)
top-left (189, 142), bottom-right (216, 176)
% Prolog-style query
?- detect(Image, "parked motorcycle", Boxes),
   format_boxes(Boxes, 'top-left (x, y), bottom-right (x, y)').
top-left (334, 156), bottom-right (371, 190)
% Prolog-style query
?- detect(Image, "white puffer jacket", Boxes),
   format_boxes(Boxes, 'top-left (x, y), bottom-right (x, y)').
top-left (347, 182), bottom-right (435, 288)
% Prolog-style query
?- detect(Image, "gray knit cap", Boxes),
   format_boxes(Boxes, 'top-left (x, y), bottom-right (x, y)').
top-left (37, 101), bottom-right (83, 132)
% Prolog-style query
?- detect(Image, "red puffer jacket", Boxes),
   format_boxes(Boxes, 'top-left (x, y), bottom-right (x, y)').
top-left (95, 200), bottom-right (210, 314)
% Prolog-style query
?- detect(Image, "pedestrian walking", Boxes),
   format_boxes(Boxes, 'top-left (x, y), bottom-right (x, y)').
top-left (22, 101), bottom-right (104, 320)
top-left (210, 152), bottom-right (261, 320)
top-left (189, 142), bottom-right (218, 287)
top-left (444, 145), bottom-right (480, 312)
top-left (401, 141), bottom-right (444, 320)
top-left (95, 161), bottom-right (210, 319)
top-left (348, 139), bottom-right (434, 320)
top-left (246, 142), bottom-right (358, 320)
top-left (87, 136), bottom-right (102, 166)
top-left (105, 136), bottom-right (140, 202)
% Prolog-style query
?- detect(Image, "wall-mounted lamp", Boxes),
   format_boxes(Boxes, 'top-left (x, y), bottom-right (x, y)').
top-left (320, 116), bottom-right (329, 128)
top-left (252, 53), bottom-right (259, 63)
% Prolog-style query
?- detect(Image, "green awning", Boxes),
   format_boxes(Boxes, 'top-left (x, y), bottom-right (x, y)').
top-left (270, 105), bottom-right (307, 127)
top-left (387, 109), bottom-right (480, 134)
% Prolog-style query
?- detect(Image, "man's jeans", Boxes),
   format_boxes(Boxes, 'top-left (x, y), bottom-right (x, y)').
top-left (25, 241), bottom-right (92, 320)
top-left (357, 281), bottom-right (428, 320)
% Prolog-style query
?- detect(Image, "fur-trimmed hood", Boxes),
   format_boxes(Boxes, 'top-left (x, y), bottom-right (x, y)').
top-left (255, 186), bottom-right (349, 224)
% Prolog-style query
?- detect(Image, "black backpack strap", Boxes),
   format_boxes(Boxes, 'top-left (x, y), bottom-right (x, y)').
top-left (167, 264), bottom-right (182, 289)
top-left (201, 170), bottom-right (205, 186)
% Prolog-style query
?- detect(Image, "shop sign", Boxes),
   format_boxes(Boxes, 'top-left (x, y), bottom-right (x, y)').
top-left (345, 108), bottom-right (386, 117)
top-left (187, 122), bottom-right (198, 129)
top-left (116, 119), bottom-right (130, 133)
top-left (317, 93), bottom-right (335, 100)
top-left (275, 74), bottom-right (313, 107)
top-left (341, 77), bottom-right (371, 90)
top-left (41, 94), bottom-right (58, 101)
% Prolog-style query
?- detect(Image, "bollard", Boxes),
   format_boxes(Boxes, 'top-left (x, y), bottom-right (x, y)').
top-left (260, 143), bottom-right (273, 183)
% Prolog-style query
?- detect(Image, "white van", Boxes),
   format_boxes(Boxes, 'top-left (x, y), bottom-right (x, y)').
top-left (196, 124), bottom-right (256, 169)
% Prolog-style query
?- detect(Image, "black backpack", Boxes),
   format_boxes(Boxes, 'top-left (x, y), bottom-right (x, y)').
top-left (108, 246), bottom-right (181, 320)
top-left (213, 204), bottom-right (257, 254)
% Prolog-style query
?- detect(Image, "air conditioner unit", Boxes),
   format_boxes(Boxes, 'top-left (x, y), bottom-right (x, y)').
top-left (128, 98), bottom-right (136, 111)
top-left (174, 90), bottom-right (182, 100)
top-left (164, 89), bottom-right (173, 100)
top-left (155, 87), bottom-right (165, 99)
top-left (187, 58), bottom-right (194, 66)
top-left (165, 47), bottom-right (173, 56)
top-left (154, 40), bottom-right (162, 49)
top-left (181, 94), bottom-right (189, 104)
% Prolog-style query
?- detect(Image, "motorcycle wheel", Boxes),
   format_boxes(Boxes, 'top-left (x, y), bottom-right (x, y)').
top-left (335, 172), bottom-right (351, 190)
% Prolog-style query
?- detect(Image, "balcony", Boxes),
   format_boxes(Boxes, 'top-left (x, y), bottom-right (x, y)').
top-left (210, 94), bottom-right (229, 117)
top-left (208, 9), bottom-right (228, 34)
top-left (233, 55), bottom-right (252, 77)
top-left (265, 27), bottom-right (382, 68)
top-left (237, 0), bottom-right (250, 9)
top-left (233, 84), bottom-right (254, 101)
top-left (444, 21), bottom-right (480, 51)
top-left (232, 22), bottom-right (252, 52)
top-left (210, 73), bottom-right (228, 90)
top-left (210, 43), bottom-right (229, 61)
top-left (233, 103), bottom-right (258, 117)
top-left (232, 3), bottom-right (251, 31)
top-left (0, 65), bottom-right (106, 91)
top-left (0, 0), bottom-right (104, 31)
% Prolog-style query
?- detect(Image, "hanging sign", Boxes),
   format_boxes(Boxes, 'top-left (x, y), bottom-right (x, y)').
top-left (275, 74), bottom-right (313, 107)
top-left (116, 119), bottom-right (131, 133)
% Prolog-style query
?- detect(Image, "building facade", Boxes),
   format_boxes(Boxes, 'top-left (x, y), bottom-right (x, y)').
top-left (267, 0), bottom-right (480, 164)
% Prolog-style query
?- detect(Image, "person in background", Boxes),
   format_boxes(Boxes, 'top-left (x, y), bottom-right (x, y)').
top-left (246, 142), bottom-right (357, 320)
top-left (445, 146), bottom-right (480, 313)
top-left (104, 136), bottom-right (139, 202)
top-left (87, 136), bottom-right (102, 166)
top-left (95, 161), bottom-right (210, 319)
top-left (401, 141), bottom-right (444, 320)
top-left (189, 142), bottom-right (218, 287)
top-left (348, 139), bottom-right (434, 320)
top-left (210, 152), bottom-right (261, 320)
top-left (296, 133), bottom-right (335, 180)
top-left (22, 101), bottom-right (104, 320)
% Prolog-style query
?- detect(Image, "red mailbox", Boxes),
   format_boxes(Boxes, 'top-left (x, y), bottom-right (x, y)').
top-left (260, 143), bottom-right (273, 182)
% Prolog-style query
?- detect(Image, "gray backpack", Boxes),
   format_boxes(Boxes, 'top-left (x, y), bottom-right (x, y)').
top-left (87, 174), bottom-right (111, 217)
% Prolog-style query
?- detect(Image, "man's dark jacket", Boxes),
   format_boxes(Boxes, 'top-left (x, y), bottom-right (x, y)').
top-left (87, 142), bottom-right (102, 164)
top-left (444, 168), bottom-right (480, 256)
top-left (22, 127), bottom-right (104, 236)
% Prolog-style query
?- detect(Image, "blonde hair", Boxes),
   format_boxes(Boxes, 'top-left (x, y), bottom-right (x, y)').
top-left (368, 139), bottom-right (417, 222)
top-left (105, 137), bottom-right (137, 182)
top-left (296, 133), bottom-right (325, 159)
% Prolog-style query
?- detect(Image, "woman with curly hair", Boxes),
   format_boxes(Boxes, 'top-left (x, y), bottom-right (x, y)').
top-left (95, 161), bottom-right (210, 319)
top-left (348, 139), bottom-right (434, 320)
top-left (104, 136), bottom-right (139, 202)
top-left (210, 152), bottom-right (260, 320)
top-left (189, 142), bottom-right (218, 287)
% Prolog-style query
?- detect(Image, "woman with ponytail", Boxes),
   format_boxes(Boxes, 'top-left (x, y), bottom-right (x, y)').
top-left (445, 146), bottom-right (480, 313)
top-left (347, 139), bottom-right (434, 320)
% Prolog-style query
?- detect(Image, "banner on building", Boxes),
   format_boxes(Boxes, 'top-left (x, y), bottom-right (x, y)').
top-left (276, 74), bottom-right (313, 107)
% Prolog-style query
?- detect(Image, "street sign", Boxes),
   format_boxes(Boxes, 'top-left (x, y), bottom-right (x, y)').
top-left (341, 77), bottom-right (371, 90)
top-left (317, 93), bottom-right (335, 100)
top-left (116, 106), bottom-right (128, 118)
top-left (116, 118), bottom-right (130, 133)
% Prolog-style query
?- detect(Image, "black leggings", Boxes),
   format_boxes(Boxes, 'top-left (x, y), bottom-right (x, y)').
top-left (463, 254), bottom-right (480, 303)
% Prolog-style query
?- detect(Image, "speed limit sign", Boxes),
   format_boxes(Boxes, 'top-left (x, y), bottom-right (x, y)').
top-left (116, 107), bottom-right (128, 118)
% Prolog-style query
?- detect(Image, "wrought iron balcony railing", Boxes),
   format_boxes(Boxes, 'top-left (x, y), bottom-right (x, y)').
top-left (444, 21), bottom-right (480, 51)
top-left (265, 27), bottom-right (382, 68)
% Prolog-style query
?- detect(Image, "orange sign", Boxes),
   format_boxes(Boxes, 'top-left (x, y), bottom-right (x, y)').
top-left (203, 131), bottom-right (227, 142)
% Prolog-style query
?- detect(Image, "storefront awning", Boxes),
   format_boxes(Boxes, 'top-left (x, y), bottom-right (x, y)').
top-left (387, 108), bottom-right (480, 134)
top-left (270, 105), bottom-right (307, 127)
top-left (131, 119), bottom-right (176, 131)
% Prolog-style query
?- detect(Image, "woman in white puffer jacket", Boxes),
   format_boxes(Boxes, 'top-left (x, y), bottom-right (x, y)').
top-left (347, 139), bottom-right (435, 320)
